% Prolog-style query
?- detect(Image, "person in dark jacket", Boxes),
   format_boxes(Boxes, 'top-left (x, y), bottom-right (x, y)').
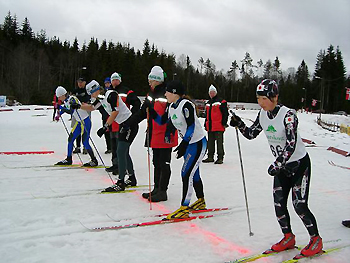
top-left (71, 77), bottom-right (90, 154)
top-left (125, 66), bottom-right (178, 202)
top-left (202, 85), bottom-right (229, 164)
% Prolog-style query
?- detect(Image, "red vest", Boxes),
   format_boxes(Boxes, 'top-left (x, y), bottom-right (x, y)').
top-left (205, 100), bottom-right (226, 132)
top-left (150, 97), bottom-right (178, 148)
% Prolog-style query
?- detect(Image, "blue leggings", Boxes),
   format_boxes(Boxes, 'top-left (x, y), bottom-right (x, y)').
top-left (67, 117), bottom-right (92, 157)
top-left (181, 137), bottom-right (207, 206)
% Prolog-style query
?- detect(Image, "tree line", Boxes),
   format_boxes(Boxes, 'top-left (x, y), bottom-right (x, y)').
top-left (0, 11), bottom-right (349, 113)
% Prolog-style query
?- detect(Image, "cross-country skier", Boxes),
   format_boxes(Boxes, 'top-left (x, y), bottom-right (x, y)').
top-left (78, 80), bottom-right (139, 192)
top-left (229, 79), bottom-right (323, 259)
top-left (104, 72), bottom-right (141, 179)
top-left (54, 86), bottom-right (98, 167)
top-left (149, 80), bottom-right (207, 219)
top-left (124, 66), bottom-right (178, 202)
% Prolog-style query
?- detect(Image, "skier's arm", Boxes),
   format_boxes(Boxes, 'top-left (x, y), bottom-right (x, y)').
top-left (182, 102), bottom-right (195, 142)
top-left (231, 111), bottom-right (263, 140)
top-left (126, 91), bottom-right (141, 115)
top-left (105, 92), bottom-right (119, 126)
top-left (279, 110), bottom-right (298, 164)
top-left (151, 104), bottom-right (169, 125)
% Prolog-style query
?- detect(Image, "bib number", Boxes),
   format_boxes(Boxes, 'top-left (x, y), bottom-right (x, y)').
top-left (270, 145), bottom-right (284, 157)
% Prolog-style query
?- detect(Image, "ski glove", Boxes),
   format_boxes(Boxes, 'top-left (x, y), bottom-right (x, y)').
top-left (97, 123), bottom-right (109, 138)
top-left (173, 140), bottom-right (189, 159)
top-left (71, 103), bottom-right (81, 109)
top-left (268, 161), bottom-right (283, 176)
top-left (54, 115), bottom-right (60, 122)
top-left (229, 113), bottom-right (243, 127)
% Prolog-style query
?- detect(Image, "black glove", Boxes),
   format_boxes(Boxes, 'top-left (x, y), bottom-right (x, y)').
top-left (97, 124), bottom-right (108, 138)
top-left (71, 103), bottom-right (81, 109)
top-left (173, 140), bottom-right (189, 159)
top-left (268, 161), bottom-right (283, 176)
top-left (229, 113), bottom-right (243, 127)
top-left (164, 122), bottom-right (176, 144)
top-left (144, 97), bottom-right (153, 108)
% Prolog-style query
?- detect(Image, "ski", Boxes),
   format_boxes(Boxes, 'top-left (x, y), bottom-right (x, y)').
top-left (282, 244), bottom-right (350, 263)
top-left (6, 164), bottom-right (106, 169)
top-left (106, 207), bottom-right (233, 223)
top-left (84, 210), bottom-right (233, 231)
top-left (31, 189), bottom-right (137, 199)
top-left (328, 160), bottom-right (350, 170)
top-left (227, 239), bottom-right (341, 263)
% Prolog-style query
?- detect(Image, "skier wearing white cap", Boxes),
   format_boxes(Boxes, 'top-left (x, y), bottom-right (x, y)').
top-left (54, 85), bottom-right (98, 167)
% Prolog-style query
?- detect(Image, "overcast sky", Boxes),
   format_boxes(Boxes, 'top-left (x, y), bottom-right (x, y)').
top-left (1, 0), bottom-right (350, 76)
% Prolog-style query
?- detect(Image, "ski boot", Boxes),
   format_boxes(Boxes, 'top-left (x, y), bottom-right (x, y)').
top-left (83, 158), bottom-right (98, 167)
top-left (73, 147), bottom-right (81, 154)
top-left (342, 220), bottom-right (350, 228)
top-left (104, 149), bottom-right (112, 154)
top-left (102, 180), bottom-right (125, 193)
top-left (55, 156), bottom-right (72, 165)
top-left (295, 235), bottom-right (323, 258)
top-left (266, 233), bottom-right (296, 253)
top-left (189, 198), bottom-right (206, 211)
top-left (149, 191), bottom-right (167, 202)
top-left (214, 158), bottom-right (223, 164)
top-left (125, 174), bottom-right (137, 187)
top-left (105, 165), bottom-right (118, 173)
top-left (142, 188), bottom-right (158, 199)
top-left (165, 206), bottom-right (190, 220)
top-left (202, 157), bottom-right (214, 163)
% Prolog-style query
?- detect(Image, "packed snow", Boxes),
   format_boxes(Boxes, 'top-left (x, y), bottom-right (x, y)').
top-left (0, 105), bottom-right (349, 263)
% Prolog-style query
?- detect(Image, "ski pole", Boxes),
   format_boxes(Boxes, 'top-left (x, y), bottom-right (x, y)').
top-left (146, 108), bottom-right (152, 210)
top-left (75, 110), bottom-right (115, 184)
top-left (234, 120), bottom-right (254, 237)
top-left (59, 115), bottom-right (84, 165)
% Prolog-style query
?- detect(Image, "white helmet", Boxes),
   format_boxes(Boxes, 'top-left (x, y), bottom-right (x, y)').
top-left (86, 80), bottom-right (100, 95)
top-left (56, 86), bottom-right (67, 97)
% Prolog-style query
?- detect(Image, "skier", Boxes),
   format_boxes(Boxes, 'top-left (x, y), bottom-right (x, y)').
top-left (124, 66), bottom-right (178, 202)
top-left (202, 84), bottom-right (229, 164)
top-left (104, 72), bottom-right (141, 178)
top-left (229, 79), bottom-right (323, 259)
top-left (149, 80), bottom-right (207, 219)
top-left (79, 80), bottom-right (139, 192)
top-left (54, 86), bottom-right (98, 167)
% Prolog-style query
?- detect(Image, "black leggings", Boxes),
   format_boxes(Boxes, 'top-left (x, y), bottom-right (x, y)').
top-left (273, 153), bottom-right (319, 237)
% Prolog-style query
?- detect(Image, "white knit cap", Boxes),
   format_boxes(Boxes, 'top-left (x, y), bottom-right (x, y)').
top-left (208, 84), bottom-right (217, 94)
top-left (56, 86), bottom-right (67, 97)
top-left (148, 66), bottom-right (164, 82)
top-left (111, 72), bottom-right (122, 82)
top-left (86, 80), bottom-right (100, 95)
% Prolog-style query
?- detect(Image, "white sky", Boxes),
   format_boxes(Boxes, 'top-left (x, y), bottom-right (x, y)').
top-left (1, 0), bottom-right (350, 75)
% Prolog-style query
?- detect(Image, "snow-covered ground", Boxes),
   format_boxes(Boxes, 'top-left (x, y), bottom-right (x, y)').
top-left (0, 106), bottom-right (349, 263)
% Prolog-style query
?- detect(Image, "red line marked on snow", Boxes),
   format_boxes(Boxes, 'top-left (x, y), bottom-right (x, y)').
top-left (184, 224), bottom-right (251, 255)
top-left (327, 147), bottom-right (350, 157)
top-left (130, 192), bottom-right (250, 256)
top-left (0, 108), bottom-right (14, 112)
top-left (0, 151), bottom-right (54, 155)
top-left (34, 108), bottom-right (45, 110)
top-left (18, 108), bottom-right (31, 111)
top-left (302, 138), bottom-right (316, 145)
